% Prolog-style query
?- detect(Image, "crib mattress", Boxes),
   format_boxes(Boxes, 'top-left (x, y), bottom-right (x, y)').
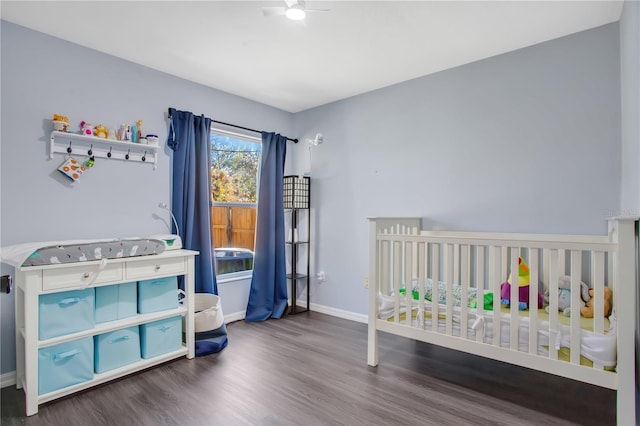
top-left (1, 238), bottom-right (166, 267)
top-left (378, 294), bottom-right (616, 368)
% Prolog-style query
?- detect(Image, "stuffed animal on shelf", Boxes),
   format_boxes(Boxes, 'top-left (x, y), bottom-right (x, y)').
top-left (51, 114), bottom-right (69, 132)
top-left (500, 257), bottom-right (544, 310)
top-left (94, 124), bottom-right (108, 139)
top-left (544, 275), bottom-right (590, 317)
top-left (580, 287), bottom-right (613, 318)
top-left (79, 121), bottom-right (94, 136)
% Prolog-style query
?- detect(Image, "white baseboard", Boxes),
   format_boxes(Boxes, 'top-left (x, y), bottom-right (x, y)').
top-left (223, 303), bottom-right (366, 325)
top-left (295, 300), bottom-right (367, 324)
top-left (224, 310), bottom-right (246, 324)
top-left (1, 371), bottom-right (16, 388)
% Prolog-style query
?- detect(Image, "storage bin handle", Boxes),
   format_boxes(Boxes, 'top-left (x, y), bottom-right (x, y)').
top-left (110, 335), bottom-right (130, 343)
top-left (159, 325), bottom-right (174, 332)
top-left (52, 348), bottom-right (81, 361)
top-left (58, 297), bottom-right (81, 306)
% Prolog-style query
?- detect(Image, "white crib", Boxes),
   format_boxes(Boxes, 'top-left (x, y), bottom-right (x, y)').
top-left (367, 217), bottom-right (637, 425)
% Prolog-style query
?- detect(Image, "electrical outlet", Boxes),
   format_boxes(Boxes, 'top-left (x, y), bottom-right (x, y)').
top-left (317, 271), bottom-right (326, 282)
top-left (363, 276), bottom-right (369, 288)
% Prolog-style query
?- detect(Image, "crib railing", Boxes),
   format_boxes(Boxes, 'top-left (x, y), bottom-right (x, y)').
top-left (367, 217), bottom-right (637, 425)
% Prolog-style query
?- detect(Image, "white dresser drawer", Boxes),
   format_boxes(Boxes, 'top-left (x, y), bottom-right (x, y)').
top-left (42, 263), bottom-right (123, 291)
top-left (126, 257), bottom-right (185, 280)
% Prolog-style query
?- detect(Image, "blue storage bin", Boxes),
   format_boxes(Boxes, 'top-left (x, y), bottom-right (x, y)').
top-left (139, 316), bottom-right (183, 359)
top-left (95, 282), bottom-right (137, 323)
top-left (39, 289), bottom-right (95, 340)
top-left (38, 337), bottom-right (93, 395)
top-left (94, 326), bottom-right (141, 373)
top-left (137, 276), bottom-right (178, 314)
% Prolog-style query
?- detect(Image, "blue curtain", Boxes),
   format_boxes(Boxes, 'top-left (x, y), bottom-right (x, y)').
top-left (245, 132), bottom-right (288, 321)
top-left (167, 108), bottom-right (217, 295)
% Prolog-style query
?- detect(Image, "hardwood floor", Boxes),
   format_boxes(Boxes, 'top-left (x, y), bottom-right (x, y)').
top-left (1, 312), bottom-right (616, 426)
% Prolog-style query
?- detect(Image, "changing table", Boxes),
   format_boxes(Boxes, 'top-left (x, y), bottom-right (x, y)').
top-left (14, 248), bottom-right (198, 415)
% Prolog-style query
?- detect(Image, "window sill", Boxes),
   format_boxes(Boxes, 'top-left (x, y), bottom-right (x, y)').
top-left (217, 270), bottom-right (252, 284)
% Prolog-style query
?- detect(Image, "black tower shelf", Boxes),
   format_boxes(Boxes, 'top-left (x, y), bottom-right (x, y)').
top-left (283, 175), bottom-right (310, 314)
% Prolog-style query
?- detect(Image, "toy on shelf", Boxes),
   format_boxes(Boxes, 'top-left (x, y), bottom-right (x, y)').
top-left (51, 114), bottom-right (69, 132)
top-left (500, 257), bottom-right (543, 310)
top-left (94, 124), bottom-right (107, 139)
top-left (136, 119), bottom-right (143, 140)
top-left (79, 121), bottom-right (94, 136)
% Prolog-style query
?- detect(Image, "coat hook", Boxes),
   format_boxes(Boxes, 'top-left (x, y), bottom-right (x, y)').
top-left (88, 144), bottom-right (93, 156)
top-left (107, 147), bottom-right (112, 158)
top-left (125, 149), bottom-right (130, 160)
top-left (67, 142), bottom-right (72, 154)
top-left (142, 151), bottom-right (146, 162)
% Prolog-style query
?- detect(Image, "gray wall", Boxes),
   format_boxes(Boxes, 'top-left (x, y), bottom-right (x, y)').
top-left (620, 1), bottom-right (640, 214)
top-left (0, 21), bottom-right (293, 374)
top-left (293, 23), bottom-right (622, 317)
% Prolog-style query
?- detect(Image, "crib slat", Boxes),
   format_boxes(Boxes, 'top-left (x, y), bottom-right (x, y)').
top-left (405, 242), bottom-right (413, 326)
top-left (476, 246), bottom-right (485, 343)
top-left (491, 246), bottom-right (502, 346)
top-left (509, 250), bottom-right (519, 351)
top-left (570, 250), bottom-right (581, 365)
top-left (393, 241), bottom-right (401, 324)
top-left (528, 249), bottom-right (539, 355)
top-left (381, 241), bottom-right (390, 296)
top-left (431, 244), bottom-right (440, 333)
top-left (418, 242), bottom-right (426, 330)
top-left (453, 244), bottom-right (460, 287)
top-left (592, 251), bottom-right (605, 336)
top-left (591, 251), bottom-right (605, 370)
top-left (460, 244), bottom-right (469, 339)
top-left (444, 243), bottom-right (454, 336)
top-left (548, 249), bottom-right (559, 360)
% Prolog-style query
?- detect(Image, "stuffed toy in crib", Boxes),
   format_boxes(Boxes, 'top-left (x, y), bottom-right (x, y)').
top-left (500, 257), bottom-right (544, 310)
top-left (580, 287), bottom-right (613, 318)
top-left (544, 275), bottom-right (590, 317)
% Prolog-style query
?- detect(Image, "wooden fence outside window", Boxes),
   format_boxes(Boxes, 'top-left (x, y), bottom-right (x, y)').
top-left (211, 203), bottom-right (257, 251)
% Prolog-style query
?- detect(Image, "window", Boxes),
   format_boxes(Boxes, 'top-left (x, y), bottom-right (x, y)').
top-left (210, 130), bottom-right (261, 277)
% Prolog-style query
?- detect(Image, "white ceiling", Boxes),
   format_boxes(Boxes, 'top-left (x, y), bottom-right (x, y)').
top-left (1, 1), bottom-right (624, 113)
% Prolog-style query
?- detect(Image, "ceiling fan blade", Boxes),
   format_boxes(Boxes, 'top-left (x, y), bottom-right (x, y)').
top-left (305, 8), bottom-right (330, 13)
top-left (262, 6), bottom-right (286, 17)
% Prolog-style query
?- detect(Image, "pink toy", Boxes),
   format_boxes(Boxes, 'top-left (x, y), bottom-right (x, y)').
top-left (79, 121), bottom-right (94, 136)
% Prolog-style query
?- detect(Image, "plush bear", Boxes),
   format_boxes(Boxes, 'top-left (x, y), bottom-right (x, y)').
top-left (580, 287), bottom-right (613, 318)
top-left (500, 257), bottom-right (544, 310)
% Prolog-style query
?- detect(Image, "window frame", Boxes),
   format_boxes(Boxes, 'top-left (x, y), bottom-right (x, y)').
top-left (210, 127), bottom-right (262, 281)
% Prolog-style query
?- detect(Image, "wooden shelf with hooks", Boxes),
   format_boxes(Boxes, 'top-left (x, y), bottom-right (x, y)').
top-left (50, 131), bottom-right (160, 169)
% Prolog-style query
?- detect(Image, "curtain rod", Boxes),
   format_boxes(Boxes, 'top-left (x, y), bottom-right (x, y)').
top-left (168, 108), bottom-right (298, 143)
